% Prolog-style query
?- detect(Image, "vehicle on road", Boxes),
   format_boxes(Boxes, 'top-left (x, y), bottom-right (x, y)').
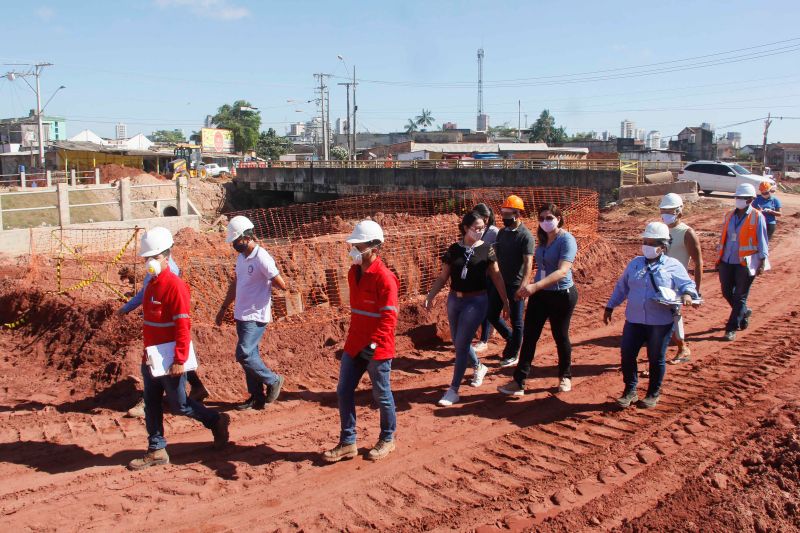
top-left (200, 163), bottom-right (230, 177)
top-left (678, 160), bottom-right (775, 195)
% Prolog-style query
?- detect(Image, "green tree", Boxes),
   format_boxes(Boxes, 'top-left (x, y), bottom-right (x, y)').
top-left (488, 122), bottom-right (517, 138)
top-left (569, 131), bottom-right (595, 141)
top-left (147, 129), bottom-right (186, 143)
top-left (255, 128), bottom-right (291, 160)
top-left (404, 119), bottom-right (419, 133)
top-left (529, 109), bottom-right (568, 145)
top-left (330, 145), bottom-right (349, 160)
top-left (189, 130), bottom-right (201, 143)
top-left (211, 100), bottom-right (262, 153)
top-left (415, 109), bottom-right (435, 131)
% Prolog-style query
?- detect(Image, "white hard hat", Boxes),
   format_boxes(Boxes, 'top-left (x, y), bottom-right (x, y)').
top-left (225, 215), bottom-right (255, 243)
top-left (346, 220), bottom-right (384, 244)
top-left (659, 193), bottom-right (684, 209)
top-left (641, 221), bottom-right (670, 240)
top-left (139, 226), bottom-right (174, 257)
top-left (735, 183), bottom-right (756, 198)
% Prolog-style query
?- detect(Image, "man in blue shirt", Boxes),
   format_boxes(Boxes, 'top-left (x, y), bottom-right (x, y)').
top-left (117, 256), bottom-right (209, 417)
top-left (752, 181), bottom-right (781, 240)
top-left (604, 222), bottom-right (698, 409)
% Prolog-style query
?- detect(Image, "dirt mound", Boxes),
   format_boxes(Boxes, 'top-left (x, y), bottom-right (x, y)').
top-left (97, 164), bottom-right (152, 184)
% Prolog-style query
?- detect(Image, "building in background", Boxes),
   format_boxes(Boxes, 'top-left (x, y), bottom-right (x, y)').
top-left (335, 118), bottom-right (348, 135)
top-left (646, 131), bottom-right (661, 150)
top-left (442, 122), bottom-right (458, 130)
top-left (115, 123), bottom-right (127, 140)
top-left (724, 131), bottom-right (742, 149)
top-left (0, 110), bottom-right (67, 150)
top-left (668, 126), bottom-right (716, 160)
top-left (477, 114), bottom-right (490, 132)
top-left (620, 119), bottom-right (635, 139)
top-left (766, 143), bottom-right (800, 174)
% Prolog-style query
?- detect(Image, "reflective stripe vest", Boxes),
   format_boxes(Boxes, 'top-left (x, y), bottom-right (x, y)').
top-left (717, 208), bottom-right (763, 265)
top-left (343, 257), bottom-right (399, 361)
top-left (143, 268), bottom-right (192, 364)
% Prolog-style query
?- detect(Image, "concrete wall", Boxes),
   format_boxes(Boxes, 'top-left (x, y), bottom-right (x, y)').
top-left (237, 167), bottom-right (622, 205)
top-left (617, 179), bottom-right (699, 202)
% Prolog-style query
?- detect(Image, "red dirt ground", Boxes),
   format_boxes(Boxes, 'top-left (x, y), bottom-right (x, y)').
top-left (1, 194), bottom-right (799, 531)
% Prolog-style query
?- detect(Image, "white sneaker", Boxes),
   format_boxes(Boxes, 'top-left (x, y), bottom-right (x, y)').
top-left (470, 364), bottom-right (488, 387)
top-left (499, 356), bottom-right (519, 368)
top-left (473, 342), bottom-right (488, 353)
top-left (437, 388), bottom-right (460, 406)
top-left (559, 377), bottom-right (572, 392)
top-left (497, 379), bottom-right (525, 397)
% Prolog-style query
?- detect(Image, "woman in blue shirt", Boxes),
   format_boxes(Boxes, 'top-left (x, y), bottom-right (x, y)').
top-left (752, 181), bottom-right (782, 240)
top-left (603, 221), bottom-right (698, 409)
top-left (498, 204), bottom-right (578, 397)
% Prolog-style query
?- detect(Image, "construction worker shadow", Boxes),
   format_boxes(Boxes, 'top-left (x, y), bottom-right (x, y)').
top-left (0, 378), bottom-right (140, 415)
top-left (572, 334), bottom-right (621, 349)
top-left (687, 326), bottom-right (729, 342)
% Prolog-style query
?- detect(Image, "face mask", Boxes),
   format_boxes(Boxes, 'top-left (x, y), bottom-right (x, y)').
top-left (661, 213), bottom-right (678, 225)
top-left (349, 246), bottom-right (368, 265)
top-left (232, 240), bottom-right (248, 253)
top-left (468, 229), bottom-right (483, 241)
top-left (539, 219), bottom-right (558, 233)
top-left (762, 193), bottom-right (771, 199)
top-left (502, 217), bottom-right (516, 228)
top-left (735, 199), bottom-right (749, 210)
top-left (641, 245), bottom-right (660, 260)
top-left (145, 258), bottom-right (162, 277)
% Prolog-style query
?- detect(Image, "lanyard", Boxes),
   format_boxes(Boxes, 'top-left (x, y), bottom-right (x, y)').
top-left (461, 244), bottom-right (476, 280)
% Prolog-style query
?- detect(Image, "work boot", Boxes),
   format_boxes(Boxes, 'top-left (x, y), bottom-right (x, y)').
top-left (188, 384), bottom-right (210, 403)
top-left (211, 412), bottom-right (230, 449)
top-left (639, 392), bottom-right (661, 409)
top-left (367, 439), bottom-right (396, 461)
top-left (497, 379), bottom-right (524, 397)
top-left (126, 398), bottom-right (145, 418)
top-left (323, 442), bottom-right (358, 463)
top-left (266, 375), bottom-right (285, 404)
top-left (235, 396), bottom-right (266, 411)
top-left (128, 448), bottom-right (169, 470)
top-left (616, 388), bottom-right (638, 408)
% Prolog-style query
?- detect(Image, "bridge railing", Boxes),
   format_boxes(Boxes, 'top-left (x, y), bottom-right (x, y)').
top-left (238, 159), bottom-right (625, 171)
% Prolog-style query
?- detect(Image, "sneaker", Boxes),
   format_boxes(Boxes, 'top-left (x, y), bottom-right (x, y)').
top-left (724, 330), bottom-right (736, 342)
top-left (437, 388), bottom-right (460, 406)
top-left (125, 398), bottom-right (145, 418)
top-left (367, 439), bottom-right (396, 461)
top-left (473, 342), bottom-right (488, 353)
top-left (322, 442), bottom-right (358, 463)
top-left (128, 448), bottom-right (169, 470)
top-left (266, 375), bottom-right (284, 403)
top-left (188, 384), bottom-right (210, 403)
top-left (740, 309), bottom-right (752, 330)
top-left (211, 412), bottom-right (230, 449)
top-left (235, 396), bottom-right (266, 411)
top-left (558, 377), bottom-right (572, 393)
top-left (499, 356), bottom-right (519, 368)
top-left (639, 393), bottom-right (660, 409)
top-left (470, 364), bottom-right (488, 387)
top-left (497, 379), bottom-right (524, 397)
top-left (616, 389), bottom-right (638, 408)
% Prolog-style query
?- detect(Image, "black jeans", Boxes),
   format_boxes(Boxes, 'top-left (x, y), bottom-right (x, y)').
top-left (718, 262), bottom-right (755, 332)
top-left (767, 223), bottom-right (776, 240)
top-left (487, 283), bottom-right (525, 359)
top-left (514, 285), bottom-right (578, 385)
top-left (186, 371), bottom-right (203, 389)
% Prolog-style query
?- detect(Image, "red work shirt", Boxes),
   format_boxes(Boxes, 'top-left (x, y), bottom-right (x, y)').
top-left (142, 268), bottom-right (192, 365)
top-left (343, 257), bottom-right (399, 360)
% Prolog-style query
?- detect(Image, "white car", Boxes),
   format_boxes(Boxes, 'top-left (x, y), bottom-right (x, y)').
top-left (199, 163), bottom-right (230, 177)
top-left (678, 160), bottom-right (775, 195)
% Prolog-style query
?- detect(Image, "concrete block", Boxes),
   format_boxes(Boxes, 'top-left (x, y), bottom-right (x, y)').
top-left (119, 178), bottom-right (132, 221)
top-left (56, 182), bottom-right (70, 226)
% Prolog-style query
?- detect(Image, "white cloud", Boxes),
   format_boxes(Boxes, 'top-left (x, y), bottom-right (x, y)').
top-left (35, 7), bottom-right (55, 20)
top-left (154, 0), bottom-right (250, 20)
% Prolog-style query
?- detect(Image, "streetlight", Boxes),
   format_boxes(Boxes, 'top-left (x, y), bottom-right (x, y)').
top-left (41, 85), bottom-right (66, 113)
top-left (238, 105), bottom-right (258, 112)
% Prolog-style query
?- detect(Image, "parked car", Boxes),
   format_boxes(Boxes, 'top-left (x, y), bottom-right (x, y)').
top-left (678, 161), bottom-right (775, 195)
top-left (199, 163), bottom-right (230, 177)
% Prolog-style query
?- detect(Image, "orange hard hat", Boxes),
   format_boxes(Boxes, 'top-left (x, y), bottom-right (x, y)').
top-left (759, 181), bottom-right (771, 194)
top-left (502, 194), bottom-right (525, 211)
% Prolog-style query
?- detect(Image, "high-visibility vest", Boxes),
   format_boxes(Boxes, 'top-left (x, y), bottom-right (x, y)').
top-left (717, 209), bottom-right (763, 265)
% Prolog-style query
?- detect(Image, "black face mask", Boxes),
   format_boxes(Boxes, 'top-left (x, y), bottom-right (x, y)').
top-left (232, 240), bottom-right (248, 253)
top-left (502, 217), bottom-right (516, 228)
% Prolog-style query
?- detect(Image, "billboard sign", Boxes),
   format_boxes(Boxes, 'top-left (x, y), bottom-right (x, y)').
top-left (201, 128), bottom-right (234, 153)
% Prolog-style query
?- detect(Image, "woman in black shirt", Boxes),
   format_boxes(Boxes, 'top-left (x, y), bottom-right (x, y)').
top-left (424, 211), bottom-right (510, 406)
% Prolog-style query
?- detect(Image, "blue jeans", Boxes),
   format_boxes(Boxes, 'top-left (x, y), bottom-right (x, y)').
top-left (487, 283), bottom-right (525, 359)
top-left (620, 321), bottom-right (674, 397)
top-left (718, 262), bottom-right (755, 332)
top-left (336, 354), bottom-right (396, 444)
top-left (142, 364), bottom-right (219, 451)
top-left (447, 292), bottom-right (488, 391)
top-left (479, 280), bottom-right (495, 343)
top-left (235, 320), bottom-right (280, 403)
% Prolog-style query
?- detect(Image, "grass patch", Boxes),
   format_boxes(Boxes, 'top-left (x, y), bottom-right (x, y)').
top-left (0, 189), bottom-right (120, 229)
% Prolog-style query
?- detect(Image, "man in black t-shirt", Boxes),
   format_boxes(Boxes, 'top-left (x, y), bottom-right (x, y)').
top-left (489, 195), bottom-right (535, 367)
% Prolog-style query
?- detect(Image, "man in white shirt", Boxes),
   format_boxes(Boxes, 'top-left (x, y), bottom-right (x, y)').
top-left (216, 216), bottom-right (288, 410)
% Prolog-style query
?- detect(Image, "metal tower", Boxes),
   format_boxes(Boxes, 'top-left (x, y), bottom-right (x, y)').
top-left (477, 48), bottom-right (484, 116)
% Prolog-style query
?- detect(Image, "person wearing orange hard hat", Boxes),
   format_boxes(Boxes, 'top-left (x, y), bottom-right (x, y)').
top-left (487, 194), bottom-right (535, 368)
top-left (752, 180), bottom-right (781, 241)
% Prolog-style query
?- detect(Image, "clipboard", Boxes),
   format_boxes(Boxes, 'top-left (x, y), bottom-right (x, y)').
top-left (145, 341), bottom-right (199, 377)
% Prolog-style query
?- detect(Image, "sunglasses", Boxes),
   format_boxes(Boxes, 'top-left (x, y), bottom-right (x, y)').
top-left (538, 215), bottom-right (556, 222)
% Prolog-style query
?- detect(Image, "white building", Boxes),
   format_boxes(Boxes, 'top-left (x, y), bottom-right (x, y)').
top-left (335, 118), bottom-right (348, 135)
top-left (477, 114), bottom-right (490, 132)
top-left (115, 123), bottom-right (127, 140)
top-left (646, 130), bottom-right (662, 150)
top-left (620, 119), bottom-right (635, 139)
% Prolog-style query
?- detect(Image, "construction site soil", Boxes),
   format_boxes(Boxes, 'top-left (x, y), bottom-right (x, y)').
top-left (1, 194), bottom-right (799, 531)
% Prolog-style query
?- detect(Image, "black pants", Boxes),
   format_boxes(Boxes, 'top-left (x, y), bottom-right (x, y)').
top-left (186, 371), bottom-right (203, 389)
top-left (767, 223), bottom-right (776, 240)
top-left (514, 285), bottom-right (578, 385)
top-left (718, 262), bottom-right (754, 332)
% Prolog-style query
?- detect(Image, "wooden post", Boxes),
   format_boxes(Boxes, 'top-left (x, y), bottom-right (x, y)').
top-left (57, 182), bottom-right (70, 226)
top-left (176, 175), bottom-right (188, 216)
top-left (119, 178), bottom-right (132, 221)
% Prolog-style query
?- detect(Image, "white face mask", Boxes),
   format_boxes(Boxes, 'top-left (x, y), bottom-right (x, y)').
top-left (735, 198), bottom-right (749, 210)
top-left (467, 229), bottom-right (483, 241)
top-left (349, 246), bottom-right (368, 265)
top-left (539, 219), bottom-right (558, 233)
top-left (642, 245), bottom-right (661, 260)
top-left (661, 213), bottom-right (678, 225)
top-left (145, 258), bottom-right (162, 277)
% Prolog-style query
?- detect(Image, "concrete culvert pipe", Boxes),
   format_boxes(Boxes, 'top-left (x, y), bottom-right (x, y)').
top-left (644, 171), bottom-right (675, 184)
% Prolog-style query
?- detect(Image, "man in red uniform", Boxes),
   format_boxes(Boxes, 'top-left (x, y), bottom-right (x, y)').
top-left (323, 220), bottom-right (399, 462)
top-left (128, 227), bottom-right (230, 470)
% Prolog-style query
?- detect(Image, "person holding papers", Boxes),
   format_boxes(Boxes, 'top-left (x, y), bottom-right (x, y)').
top-left (604, 222), bottom-right (698, 410)
top-left (128, 227), bottom-right (229, 471)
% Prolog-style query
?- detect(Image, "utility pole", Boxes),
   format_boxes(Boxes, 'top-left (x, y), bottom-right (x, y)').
top-left (517, 100), bottom-right (521, 141)
top-left (314, 73), bottom-right (331, 160)
top-left (351, 65), bottom-right (357, 161)
top-left (4, 62), bottom-right (53, 169)
top-left (338, 81), bottom-right (353, 157)
top-left (761, 112), bottom-right (772, 167)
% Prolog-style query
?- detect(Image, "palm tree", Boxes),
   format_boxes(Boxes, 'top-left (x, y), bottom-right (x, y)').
top-left (415, 109), bottom-right (435, 131)
top-left (405, 119), bottom-right (419, 133)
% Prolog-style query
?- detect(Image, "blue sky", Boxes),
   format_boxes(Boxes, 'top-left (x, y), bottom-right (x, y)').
top-left (2, 0), bottom-right (800, 145)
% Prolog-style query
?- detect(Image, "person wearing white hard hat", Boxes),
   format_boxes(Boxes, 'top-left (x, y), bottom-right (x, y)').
top-left (716, 182), bottom-right (769, 342)
top-left (604, 222), bottom-right (698, 409)
top-left (216, 216), bottom-right (288, 410)
top-left (323, 220), bottom-right (400, 463)
top-left (658, 193), bottom-right (703, 365)
top-left (129, 227), bottom-right (229, 470)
